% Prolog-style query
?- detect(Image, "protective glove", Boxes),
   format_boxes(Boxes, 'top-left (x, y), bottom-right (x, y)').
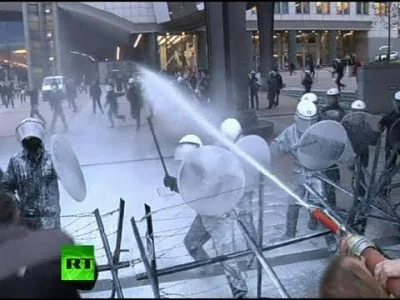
top-left (163, 175), bottom-right (179, 193)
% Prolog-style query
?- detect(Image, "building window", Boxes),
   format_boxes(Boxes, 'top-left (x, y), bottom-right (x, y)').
top-left (295, 2), bottom-right (310, 14)
top-left (374, 2), bottom-right (388, 16)
top-left (316, 2), bottom-right (331, 14)
top-left (274, 2), bottom-right (289, 14)
top-left (356, 2), bottom-right (369, 15)
top-left (337, 2), bottom-right (350, 14)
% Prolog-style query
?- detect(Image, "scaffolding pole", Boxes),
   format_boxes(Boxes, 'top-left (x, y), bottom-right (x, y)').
top-left (93, 209), bottom-right (124, 298)
top-left (145, 204), bottom-right (160, 293)
top-left (257, 174), bottom-right (265, 298)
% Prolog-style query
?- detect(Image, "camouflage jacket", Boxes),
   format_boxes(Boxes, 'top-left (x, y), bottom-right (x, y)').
top-left (1, 149), bottom-right (60, 217)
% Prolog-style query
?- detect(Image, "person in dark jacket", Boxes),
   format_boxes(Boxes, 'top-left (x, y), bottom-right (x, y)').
top-left (89, 79), bottom-right (103, 114)
top-left (301, 70), bottom-right (313, 95)
top-left (378, 91), bottom-right (400, 196)
top-left (319, 87), bottom-right (346, 209)
top-left (28, 88), bottom-right (46, 125)
top-left (267, 71), bottom-right (278, 109)
top-left (104, 85), bottom-right (125, 128)
top-left (65, 79), bottom-right (77, 112)
top-left (289, 62), bottom-right (296, 75)
top-left (49, 82), bottom-right (68, 133)
top-left (5, 83), bottom-right (14, 109)
top-left (274, 69), bottom-right (283, 107)
top-left (333, 58), bottom-right (346, 92)
top-left (0, 83), bottom-right (5, 106)
top-left (0, 192), bottom-right (98, 298)
top-left (309, 59), bottom-right (315, 78)
top-left (248, 71), bottom-right (259, 110)
top-left (126, 78), bottom-right (142, 130)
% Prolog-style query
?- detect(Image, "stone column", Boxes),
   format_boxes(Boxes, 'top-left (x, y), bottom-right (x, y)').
top-left (315, 33), bottom-right (321, 66)
top-left (278, 34), bottom-right (283, 70)
top-left (146, 33), bottom-right (160, 71)
top-left (257, 2), bottom-right (274, 78)
top-left (328, 30), bottom-right (337, 63)
top-left (248, 30), bottom-right (255, 71)
top-left (52, 2), bottom-right (63, 76)
top-left (22, 3), bottom-right (34, 89)
top-left (288, 30), bottom-right (297, 67)
top-left (205, 2), bottom-right (250, 112)
top-left (197, 30), bottom-right (208, 70)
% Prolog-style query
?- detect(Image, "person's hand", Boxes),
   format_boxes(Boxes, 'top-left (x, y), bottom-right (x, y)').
top-left (163, 176), bottom-right (179, 193)
top-left (374, 259), bottom-right (400, 289)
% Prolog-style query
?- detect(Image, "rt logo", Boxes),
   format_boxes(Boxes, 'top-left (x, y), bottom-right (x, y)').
top-left (61, 245), bottom-right (95, 281)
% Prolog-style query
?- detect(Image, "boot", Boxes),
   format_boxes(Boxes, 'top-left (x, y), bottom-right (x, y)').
top-left (285, 204), bottom-right (300, 238)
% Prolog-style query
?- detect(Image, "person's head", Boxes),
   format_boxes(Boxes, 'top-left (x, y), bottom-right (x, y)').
top-left (174, 134), bottom-right (203, 162)
top-left (269, 71), bottom-right (276, 77)
top-left (351, 100), bottom-right (367, 112)
top-left (128, 78), bottom-right (135, 85)
top-left (320, 255), bottom-right (388, 298)
top-left (250, 71), bottom-right (256, 78)
top-left (327, 88), bottom-right (340, 105)
top-left (0, 193), bottom-right (20, 226)
top-left (51, 82), bottom-right (58, 92)
top-left (300, 93), bottom-right (319, 105)
top-left (16, 118), bottom-right (45, 154)
top-left (295, 100), bottom-right (318, 134)
top-left (393, 91), bottom-right (400, 111)
top-left (220, 118), bottom-right (242, 142)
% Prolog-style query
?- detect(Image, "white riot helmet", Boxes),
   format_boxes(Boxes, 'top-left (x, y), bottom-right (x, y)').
top-left (304, 70), bottom-right (311, 75)
top-left (16, 118), bottom-right (46, 144)
top-left (128, 78), bottom-right (135, 84)
top-left (220, 118), bottom-right (242, 142)
top-left (295, 100), bottom-right (318, 133)
top-left (394, 91), bottom-right (400, 101)
top-left (327, 88), bottom-right (340, 96)
top-left (351, 100), bottom-right (367, 111)
top-left (174, 134), bottom-right (203, 161)
top-left (300, 93), bottom-right (319, 104)
top-left (177, 76), bottom-right (184, 83)
top-left (106, 85), bottom-right (113, 92)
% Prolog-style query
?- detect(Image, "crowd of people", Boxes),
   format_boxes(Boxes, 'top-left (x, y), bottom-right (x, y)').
top-left (0, 81), bottom-right (28, 109)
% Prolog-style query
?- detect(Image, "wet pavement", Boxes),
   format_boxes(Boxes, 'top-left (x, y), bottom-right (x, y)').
top-left (0, 84), bottom-right (399, 298)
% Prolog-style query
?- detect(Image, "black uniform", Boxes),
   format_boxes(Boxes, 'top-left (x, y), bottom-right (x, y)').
top-left (248, 75), bottom-right (259, 110)
top-left (319, 102), bottom-right (346, 207)
top-left (379, 110), bottom-right (400, 192)
top-left (65, 81), bottom-right (77, 112)
top-left (49, 89), bottom-right (68, 132)
top-left (126, 82), bottom-right (143, 130)
top-left (89, 81), bottom-right (103, 114)
top-left (104, 90), bottom-right (125, 127)
top-left (333, 61), bottom-right (346, 91)
top-left (28, 89), bottom-right (46, 124)
top-left (301, 74), bottom-right (313, 94)
top-left (275, 72), bottom-right (283, 106)
top-left (267, 74), bottom-right (278, 109)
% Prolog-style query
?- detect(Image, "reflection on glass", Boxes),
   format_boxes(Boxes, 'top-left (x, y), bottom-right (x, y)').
top-left (158, 33), bottom-right (198, 73)
top-left (374, 2), bottom-right (388, 16)
top-left (295, 2), bottom-right (310, 14)
top-left (316, 2), bottom-right (331, 14)
top-left (274, 2), bottom-right (289, 14)
top-left (337, 2), bottom-right (350, 14)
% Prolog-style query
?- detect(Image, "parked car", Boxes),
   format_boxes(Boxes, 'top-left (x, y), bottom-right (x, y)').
top-left (374, 50), bottom-right (399, 61)
top-left (41, 76), bottom-right (65, 101)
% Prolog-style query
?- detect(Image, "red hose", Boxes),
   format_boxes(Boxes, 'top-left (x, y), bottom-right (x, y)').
top-left (311, 208), bottom-right (340, 234)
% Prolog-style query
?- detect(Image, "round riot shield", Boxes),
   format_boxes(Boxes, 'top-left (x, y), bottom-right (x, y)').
top-left (236, 135), bottom-right (271, 190)
top-left (341, 112), bottom-right (380, 156)
top-left (388, 118), bottom-right (400, 149)
top-left (50, 135), bottom-right (87, 202)
top-left (177, 145), bottom-right (245, 216)
top-left (319, 109), bottom-right (345, 122)
top-left (297, 120), bottom-right (348, 170)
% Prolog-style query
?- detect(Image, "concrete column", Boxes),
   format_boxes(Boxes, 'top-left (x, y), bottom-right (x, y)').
top-left (52, 2), bottom-right (63, 76)
top-left (248, 31), bottom-right (255, 71)
top-left (278, 34), bottom-right (283, 70)
top-left (146, 33), bottom-right (160, 71)
top-left (288, 30), bottom-right (297, 67)
top-left (257, 2), bottom-right (274, 78)
top-left (38, 2), bottom-right (50, 76)
top-left (22, 3), bottom-right (34, 89)
top-left (205, 2), bottom-right (250, 112)
top-left (328, 30), bottom-right (337, 63)
top-left (197, 31), bottom-right (208, 70)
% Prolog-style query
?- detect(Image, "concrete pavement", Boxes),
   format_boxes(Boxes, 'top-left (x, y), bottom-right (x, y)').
top-left (0, 85), bottom-right (398, 298)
